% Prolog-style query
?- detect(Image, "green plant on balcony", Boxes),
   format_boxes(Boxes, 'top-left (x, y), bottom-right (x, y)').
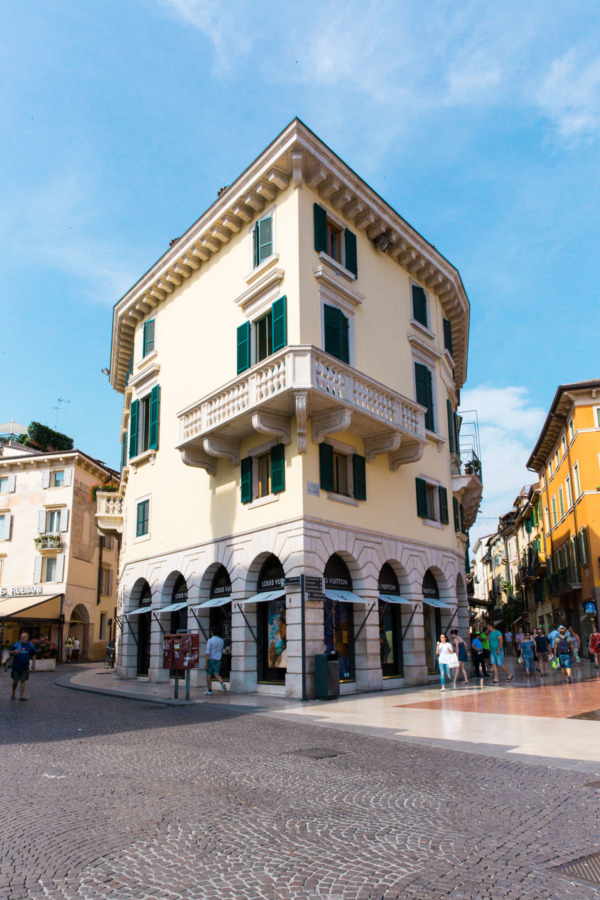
top-left (34, 534), bottom-right (61, 549)
top-left (464, 455), bottom-right (481, 477)
top-left (89, 482), bottom-right (119, 504)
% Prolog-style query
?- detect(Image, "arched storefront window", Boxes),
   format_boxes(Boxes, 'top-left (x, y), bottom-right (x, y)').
top-left (209, 566), bottom-right (232, 681)
top-left (423, 570), bottom-right (441, 675)
top-left (324, 554), bottom-right (355, 682)
top-left (256, 556), bottom-right (286, 684)
top-left (169, 575), bottom-right (188, 678)
top-left (378, 563), bottom-right (403, 677)
top-left (137, 582), bottom-right (152, 677)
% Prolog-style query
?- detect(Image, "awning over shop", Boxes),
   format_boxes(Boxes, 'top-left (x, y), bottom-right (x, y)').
top-left (236, 590), bottom-right (284, 605)
top-left (125, 605), bottom-right (153, 617)
top-left (325, 589), bottom-right (369, 605)
top-left (190, 597), bottom-right (232, 609)
top-left (157, 601), bottom-right (189, 615)
top-left (379, 593), bottom-right (415, 606)
top-left (423, 597), bottom-right (455, 610)
top-left (0, 594), bottom-right (62, 620)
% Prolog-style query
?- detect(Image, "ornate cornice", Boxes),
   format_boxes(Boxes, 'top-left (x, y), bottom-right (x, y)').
top-left (110, 119), bottom-right (470, 393)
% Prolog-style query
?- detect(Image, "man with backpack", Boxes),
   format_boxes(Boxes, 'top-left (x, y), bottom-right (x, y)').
top-left (9, 632), bottom-right (37, 701)
top-left (553, 626), bottom-right (575, 684)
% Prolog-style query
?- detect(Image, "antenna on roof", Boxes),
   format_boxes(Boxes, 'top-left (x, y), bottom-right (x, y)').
top-left (53, 397), bottom-right (70, 429)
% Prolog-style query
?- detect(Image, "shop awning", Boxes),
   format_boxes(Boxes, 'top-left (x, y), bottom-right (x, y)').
top-left (125, 605), bottom-right (153, 617)
top-left (423, 597), bottom-right (455, 610)
top-left (379, 593), bottom-right (415, 606)
top-left (325, 589), bottom-right (369, 605)
top-left (190, 597), bottom-right (232, 609)
top-left (157, 601), bottom-right (189, 615)
top-left (236, 590), bottom-right (284, 605)
top-left (0, 594), bottom-right (62, 620)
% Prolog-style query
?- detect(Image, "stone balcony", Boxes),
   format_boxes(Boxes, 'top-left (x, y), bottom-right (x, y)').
top-left (35, 535), bottom-right (62, 554)
top-left (96, 492), bottom-right (124, 536)
top-left (177, 345), bottom-right (427, 473)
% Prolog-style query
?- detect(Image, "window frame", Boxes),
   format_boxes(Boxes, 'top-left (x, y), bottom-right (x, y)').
top-left (52, 471), bottom-right (65, 488)
top-left (143, 318), bottom-right (156, 358)
top-left (134, 496), bottom-right (151, 542)
top-left (251, 209), bottom-right (275, 271)
top-left (411, 283), bottom-right (430, 331)
top-left (321, 300), bottom-right (354, 366)
top-left (413, 359), bottom-right (436, 433)
top-left (241, 440), bottom-right (286, 507)
top-left (573, 461), bottom-right (581, 497)
top-left (313, 203), bottom-right (358, 278)
top-left (415, 476), bottom-right (447, 527)
top-left (319, 439), bottom-right (366, 503)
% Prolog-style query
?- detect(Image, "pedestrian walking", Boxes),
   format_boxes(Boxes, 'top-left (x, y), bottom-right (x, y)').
top-left (504, 629), bottom-right (513, 655)
top-left (471, 632), bottom-right (487, 678)
top-left (514, 628), bottom-right (524, 658)
top-left (548, 624), bottom-right (560, 648)
top-left (553, 626), bottom-right (574, 684)
top-left (204, 628), bottom-right (227, 695)
top-left (480, 627), bottom-right (491, 675)
top-left (588, 624), bottom-right (600, 669)
top-left (436, 633), bottom-right (458, 691)
top-left (567, 626), bottom-right (581, 665)
top-left (450, 629), bottom-right (469, 687)
top-left (520, 633), bottom-right (536, 676)
top-left (486, 624), bottom-right (513, 684)
top-left (534, 629), bottom-right (550, 676)
top-left (72, 637), bottom-right (80, 663)
top-left (65, 635), bottom-right (74, 663)
top-left (9, 632), bottom-right (37, 701)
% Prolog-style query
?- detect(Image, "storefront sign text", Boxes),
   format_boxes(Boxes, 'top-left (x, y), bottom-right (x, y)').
top-left (0, 585), bottom-right (44, 598)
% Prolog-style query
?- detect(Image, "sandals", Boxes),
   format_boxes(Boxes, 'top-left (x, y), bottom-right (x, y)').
top-left (507, 675), bottom-right (514, 682)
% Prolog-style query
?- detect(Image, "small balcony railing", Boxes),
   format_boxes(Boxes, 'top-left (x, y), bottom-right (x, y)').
top-left (550, 567), bottom-right (582, 595)
top-left (96, 492), bottom-right (124, 536)
top-left (34, 534), bottom-right (61, 553)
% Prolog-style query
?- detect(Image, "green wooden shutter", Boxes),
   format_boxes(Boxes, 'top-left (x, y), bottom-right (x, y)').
top-left (324, 304), bottom-right (341, 359)
top-left (237, 321), bottom-right (251, 374)
top-left (270, 443), bottom-right (285, 493)
top-left (525, 517), bottom-right (532, 534)
top-left (416, 478), bottom-right (428, 518)
top-left (319, 443), bottom-right (334, 492)
top-left (340, 311), bottom-right (349, 363)
top-left (453, 412), bottom-right (460, 454)
top-left (439, 486), bottom-right (449, 524)
top-left (344, 229), bottom-right (357, 276)
top-left (460, 503), bottom-right (465, 533)
top-left (143, 319), bottom-right (155, 357)
top-left (121, 433), bottom-right (127, 471)
top-left (352, 454), bottom-right (366, 501)
top-left (240, 457), bottom-right (253, 504)
top-left (126, 348), bottom-right (133, 385)
top-left (253, 222), bottom-right (259, 268)
top-left (415, 364), bottom-right (433, 431)
top-left (446, 400), bottom-right (455, 453)
top-left (443, 318), bottom-right (453, 356)
top-left (271, 295), bottom-right (287, 352)
top-left (579, 527), bottom-right (589, 565)
top-left (314, 203), bottom-right (328, 253)
top-left (129, 399), bottom-right (139, 459)
top-left (453, 497), bottom-right (460, 531)
top-left (412, 285), bottom-right (428, 327)
top-left (149, 385), bottom-right (160, 451)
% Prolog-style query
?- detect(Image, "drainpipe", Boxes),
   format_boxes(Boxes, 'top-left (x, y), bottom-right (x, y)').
top-left (556, 409), bottom-right (581, 629)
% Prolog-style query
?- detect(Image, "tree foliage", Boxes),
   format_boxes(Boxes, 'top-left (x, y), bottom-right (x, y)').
top-left (18, 422), bottom-right (74, 452)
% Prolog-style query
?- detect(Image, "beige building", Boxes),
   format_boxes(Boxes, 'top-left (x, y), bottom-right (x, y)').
top-left (0, 441), bottom-right (119, 660)
top-left (98, 119), bottom-right (481, 697)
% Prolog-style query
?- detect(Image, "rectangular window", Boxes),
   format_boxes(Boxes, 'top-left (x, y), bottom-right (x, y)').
top-left (568, 419), bottom-right (575, 441)
top-left (416, 477), bottom-right (437, 520)
top-left (565, 475), bottom-right (573, 508)
top-left (561, 435), bottom-right (567, 457)
top-left (53, 471), bottom-right (64, 488)
top-left (129, 386), bottom-right (160, 458)
top-left (324, 304), bottom-right (350, 363)
top-left (256, 311), bottom-right (273, 363)
top-left (101, 535), bottom-right (114, 550)
top-left (0, 475), bottom-right (15, 493)
top-left (443, 318), bottom-right (453, 356)
top-left (558, 486), bottom-right (565, 517)
top-left (241, 444), bottom-right (286, 504)
top-left (579, 527), bottom-right (590, 566)
top-left (0, 515), bottom-right (5, 541)
top-left (136, 500), bottom-right (149, 537)
top-left (573, 462), bottom-right (581, 496)
top-left (253, 215), bottom-right (273, 268)
top-left (236, 296), bottom-right (287, 374)
top-left (257, 452), bottom-right (271, 498)
top-left (100, 567), bottom-right (113, 596)
top-left (44, 556), bottom-right (57, 582)
top-left (333, 451), bottom-right (348, 496)
top-left (143, 319), bottom-right (155, 357)
top-left (313, 203), bottom-right (358, 276)
top-left (319, 443), bottom-right (365, 500)
top-left (595, 407), bottom-right (600, 427)
top-left (46, 510), bottom-right (61, 533)
top-left (551, 495), bottom-right (558, 526)
top-left (411, 285), bottom-right (428, 328)
top-left (415, 363), bottom-right (434, 432)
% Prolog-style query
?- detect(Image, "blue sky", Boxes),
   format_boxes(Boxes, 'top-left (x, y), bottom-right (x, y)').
top-left (2, 0), bottom-right (599, 536)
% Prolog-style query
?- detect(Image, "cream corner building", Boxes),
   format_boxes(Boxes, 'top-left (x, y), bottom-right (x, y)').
top-left (99, 119), bottom-right (481, 697)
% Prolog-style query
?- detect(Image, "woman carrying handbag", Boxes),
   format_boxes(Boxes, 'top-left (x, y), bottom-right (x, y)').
top-left (450, 628), bottom-right (470, 687)
top-left (437, 633), bottom-right (459, 691)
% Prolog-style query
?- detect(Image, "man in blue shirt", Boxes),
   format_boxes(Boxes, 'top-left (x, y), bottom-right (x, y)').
top-left (9, 632), bottom-right (37, 701)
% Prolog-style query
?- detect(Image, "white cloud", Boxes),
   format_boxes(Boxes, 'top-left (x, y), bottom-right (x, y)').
top-left (460, 385), bottom-right (546, 543)
top-left (537, 45), bottom-right (600, 140)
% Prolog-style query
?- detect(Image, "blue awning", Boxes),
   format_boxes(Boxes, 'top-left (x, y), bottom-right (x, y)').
top-left (325, 589), bottom-right (370, 605)
top-left (236, 590), bottom-right (284, 605)
top-left (157, 601), bottom-right (189, 615)
top-left (423, 597), bottom-right (455, 609)
top-left (125, 605), bottom-right (153, 617)
top-left (379, 593), bottom-right (415, 606)
top-left (190, 597), bottom-right (232, 609)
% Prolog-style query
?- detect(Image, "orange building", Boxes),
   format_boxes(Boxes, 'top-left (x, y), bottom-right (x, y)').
top-left (527, 380), bottom-right (600, 649)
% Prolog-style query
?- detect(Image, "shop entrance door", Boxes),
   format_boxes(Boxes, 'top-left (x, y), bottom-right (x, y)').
top-left (137, 583), bottom-right (152, 676)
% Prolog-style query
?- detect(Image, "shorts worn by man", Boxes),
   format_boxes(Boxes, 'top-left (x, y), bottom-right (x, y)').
top-left (9, 632), bottom-right (37, 701)
top-left (204, 629), bottom-right (227, 695)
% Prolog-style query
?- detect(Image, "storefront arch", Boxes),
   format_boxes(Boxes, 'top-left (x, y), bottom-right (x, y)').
top-left (254, 555), bottom-right (286, 684)
top-left (132, 579), bottom-right (152, 676)
top-left (422, 570), bottom-right (441, 675)
top-left (324, 553), bottom-right (356, 682)
top-left (209, 566), bottom-right (232, 680)
top-left (377, 563), bottom-right (404, 678)
top-left (69, 604), bottom-right (90, 661)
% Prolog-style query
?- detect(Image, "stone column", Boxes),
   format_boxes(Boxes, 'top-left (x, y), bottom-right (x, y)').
top-left (402, 596), bottom-right (428, 686)
top-left (148, 610), bottom-right (169, 683)
top-left (117, 614), bottom-right (138, 679)
top-left (354, 588), bottom-right (383, 693)
top-left (230, 595), bottom-right (258, 693)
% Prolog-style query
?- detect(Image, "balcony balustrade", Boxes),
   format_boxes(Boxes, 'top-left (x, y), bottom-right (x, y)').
top-left (96, 492), bottom-right (124, 536)
top-left (550, 567), bottom-right (582, 596)
top-left (451, 449), bottom-right (483, 531)
top-left (34, 534), bottom-right (61, 554)
top-left (177, 345), bottom-right (427, 473)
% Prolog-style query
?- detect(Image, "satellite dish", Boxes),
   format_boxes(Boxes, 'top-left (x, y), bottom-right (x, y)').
top-left (0, 420), bottom-right (28, 436)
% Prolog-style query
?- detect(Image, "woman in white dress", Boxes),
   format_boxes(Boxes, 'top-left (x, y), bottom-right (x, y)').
top-left (436, 633), bottom-right (455, 691)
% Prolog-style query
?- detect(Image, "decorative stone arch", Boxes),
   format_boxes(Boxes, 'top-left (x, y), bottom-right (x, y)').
top-left (455, 572), bottom-right (469, 637)
top-left (244, 551), bottom-right (285, 595)
top-left (68, 603), bottom-right (91, 661)
top-left (128, 576), bottom-right (154, 610)
top-left (160, 570), bottom-right (187, 605)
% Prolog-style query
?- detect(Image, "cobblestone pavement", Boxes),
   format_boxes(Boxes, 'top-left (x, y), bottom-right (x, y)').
top-left (1, 672), bottom-right (599, 900)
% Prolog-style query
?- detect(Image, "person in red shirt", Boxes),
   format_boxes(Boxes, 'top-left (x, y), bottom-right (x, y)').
top-left (588, 624), bottom-right (600, 669)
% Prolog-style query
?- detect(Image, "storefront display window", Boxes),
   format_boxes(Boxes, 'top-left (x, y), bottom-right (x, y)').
top-left (209, 566), bottom-right (232, 680)
top-left (378, 563), bottom-right (403, 677)
top-left (170, 575), bottom-right (188, 678)
top-left (257, 556), bottom-right (286, 683)
top-left (137, 582), bottom-right (152, 676)
top-left (324, 554), bottom-right (355, 682)
top-left (423, 570), bottom-right (441, 675)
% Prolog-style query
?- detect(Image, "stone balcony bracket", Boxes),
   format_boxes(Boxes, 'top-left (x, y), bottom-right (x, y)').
top-left (95, 492), bottom-right (124, 536)
top-left (452, 472), bottom-right (483, 530)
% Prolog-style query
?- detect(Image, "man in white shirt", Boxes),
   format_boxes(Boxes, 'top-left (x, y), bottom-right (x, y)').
top-left (72, 638), bottom-right (80, 663)
top-left (204, 629), bottom-right (227, 695)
